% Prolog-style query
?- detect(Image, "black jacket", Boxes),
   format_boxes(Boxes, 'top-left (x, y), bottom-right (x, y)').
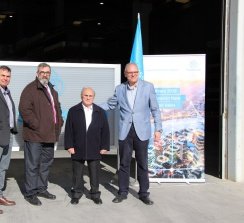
top-left (64, 102), bottom-right (110, 160)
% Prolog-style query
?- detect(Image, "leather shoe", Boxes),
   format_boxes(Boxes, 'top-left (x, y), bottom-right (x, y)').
top-left (0, 209), bottom-right (3, 214)
top-left (0, 197), bottom-right (16, 206)
top-left (71, 198), bottom-right (79, 205)
top-left (25, 195), bottom-right (42, 206)
top-left (92, 198), bottom-right (102, 205)
top-left (139, 196), bottom-right (154, 205)
top-left (112, 195), bottom-right (127, 203)
top-left (37, 191), bottom-right (56, 200)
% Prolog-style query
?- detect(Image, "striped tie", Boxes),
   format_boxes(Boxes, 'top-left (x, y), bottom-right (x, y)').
top-left (45, 85), bottom-right (57, 124)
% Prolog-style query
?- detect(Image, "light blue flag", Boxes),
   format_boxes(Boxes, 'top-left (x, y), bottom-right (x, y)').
top-left (130, 13), bottom-right (144, 80)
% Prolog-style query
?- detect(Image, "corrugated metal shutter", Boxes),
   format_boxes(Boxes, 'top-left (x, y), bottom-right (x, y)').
top-left (3, 62), bottom-right (120, 151)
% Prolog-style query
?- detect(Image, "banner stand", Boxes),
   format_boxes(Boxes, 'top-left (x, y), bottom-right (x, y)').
top-left (144, 54), bottom-right (206, 183)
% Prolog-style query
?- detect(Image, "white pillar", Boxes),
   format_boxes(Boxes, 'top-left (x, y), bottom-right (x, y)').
top-left (227, 0), bottom-right (244, 181)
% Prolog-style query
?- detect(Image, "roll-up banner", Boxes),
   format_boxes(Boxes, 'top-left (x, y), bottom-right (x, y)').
top-left (144, 55), bottom-right (206, 183)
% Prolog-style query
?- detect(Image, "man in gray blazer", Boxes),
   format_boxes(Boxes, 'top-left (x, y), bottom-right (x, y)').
top-left (0, 66), bottom-right (18, 214)
top-left (101, 63), bottom-right (162, 205)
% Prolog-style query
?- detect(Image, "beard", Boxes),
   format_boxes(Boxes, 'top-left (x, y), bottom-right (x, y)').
top-left (38, 78), bottom-right (49, 86)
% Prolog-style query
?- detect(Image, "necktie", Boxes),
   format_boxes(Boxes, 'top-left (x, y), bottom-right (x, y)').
top-left (3, 89), bottom-right (14, 128)
top-left (45, 86), bottom-right (57, 124)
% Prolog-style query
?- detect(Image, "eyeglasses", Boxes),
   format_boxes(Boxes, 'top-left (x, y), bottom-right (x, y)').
top-left (38, 71), bottom-right (51, 75)
top-left (126, 71), bottom-right (139, 75)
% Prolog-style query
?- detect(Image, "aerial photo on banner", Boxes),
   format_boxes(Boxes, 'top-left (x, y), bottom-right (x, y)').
top-left (144, 54), bottom-right (206, 182)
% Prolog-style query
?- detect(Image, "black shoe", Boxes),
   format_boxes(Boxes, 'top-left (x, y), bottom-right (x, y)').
top-left (139, 196), bottom-right (154, 205)
top-left (71, 198), bottom-right (79, 205)
top-left (25, 195), bottom-right (42, 206)
top-left (92, 198), bottom-right (102, 205)
top-left (112, 195), bottom-right (127, 203)
top-left (37, 191), bottom-right (56, 200)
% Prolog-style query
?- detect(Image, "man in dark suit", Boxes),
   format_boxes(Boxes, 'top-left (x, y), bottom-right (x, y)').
top-left (0, 65), bottom-right (18, 214)
top-left (64, 87), bottom-right (110, 205)
top-left (101, 63), bottom-right (162, 205)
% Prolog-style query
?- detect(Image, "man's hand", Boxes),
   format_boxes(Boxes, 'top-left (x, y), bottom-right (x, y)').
top-left (154, 131), bottom-right (161, 142)
top-left (67, 148), bottom-right (75, 154)
top-left (154, 131), bottom-right (162, 151)
top-left (100, 149), bottom-right (108, 155)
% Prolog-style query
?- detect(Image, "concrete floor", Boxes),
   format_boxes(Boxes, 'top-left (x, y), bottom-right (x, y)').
top-left (1, 152), bottom-right (244, 223)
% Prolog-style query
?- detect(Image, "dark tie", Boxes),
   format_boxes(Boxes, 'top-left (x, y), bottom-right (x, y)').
top-left (3, 89), bottom-right (10, 95)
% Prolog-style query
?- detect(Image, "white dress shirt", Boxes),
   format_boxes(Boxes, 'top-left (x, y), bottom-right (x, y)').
top-left (82, 104), bottom-right (93, 131)
top-left (127, 83), bottom-right (138, 110)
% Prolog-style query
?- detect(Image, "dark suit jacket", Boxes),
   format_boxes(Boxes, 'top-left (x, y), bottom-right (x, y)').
top-left (64, 102), bottom-right (110, 160)
top-left (0, 89), bottom-right (17, 146)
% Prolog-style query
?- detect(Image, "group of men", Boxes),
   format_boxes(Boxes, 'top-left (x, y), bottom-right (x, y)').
top-left (0, 62), bottom-right (162, 214)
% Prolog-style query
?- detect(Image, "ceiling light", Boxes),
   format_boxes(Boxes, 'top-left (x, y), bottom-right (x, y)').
top-left (175, 0), bottom-right (190, 3)
top-left (0, 14), bottom-right (7, 19)
top-left (73, 20), bottom-right (82, 26)
top-left (100, 2), bottom-right (104, 5)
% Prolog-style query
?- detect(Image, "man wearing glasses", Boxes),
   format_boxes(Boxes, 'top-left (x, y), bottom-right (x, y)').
top-left (101, 63), bottom-right (162, 205)
top-left (19, 63), bottom-right (63, 206)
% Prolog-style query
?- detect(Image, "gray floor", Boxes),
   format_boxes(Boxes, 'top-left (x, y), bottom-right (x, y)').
top-left (1, 151), bottom-right (244, 223)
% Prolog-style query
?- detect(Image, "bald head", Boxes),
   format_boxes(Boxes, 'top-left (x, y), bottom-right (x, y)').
top-left (81, 87), bottom-right (95, 107)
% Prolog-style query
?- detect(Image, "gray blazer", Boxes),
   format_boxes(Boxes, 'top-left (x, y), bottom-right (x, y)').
top-left (0, 90), bottom-right (17, 146)
top-left (101, 79), bottom-right (162, 141)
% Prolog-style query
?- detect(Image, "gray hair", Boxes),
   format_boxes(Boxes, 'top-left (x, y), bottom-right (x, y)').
top-left (124, 62), bottom-right (138, 73)
top-left (81, 87), bottom-right (95, 96)
top-left (37, 62), bottom-right (51, 72)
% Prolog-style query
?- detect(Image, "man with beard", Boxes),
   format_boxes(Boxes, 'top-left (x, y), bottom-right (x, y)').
top-left (19, 63), bottom-right (63, 206)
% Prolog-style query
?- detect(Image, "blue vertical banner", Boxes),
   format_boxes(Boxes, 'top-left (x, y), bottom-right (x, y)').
top-left (130, 13), bottom-right (144, 80)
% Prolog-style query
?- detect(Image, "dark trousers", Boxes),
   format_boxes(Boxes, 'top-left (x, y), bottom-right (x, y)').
top-left (24, 141), bottom-right (54, 197)
top-left (71, 159), bottom-right (101, 199)
top-left (118, 124), bottom-right (149, 198)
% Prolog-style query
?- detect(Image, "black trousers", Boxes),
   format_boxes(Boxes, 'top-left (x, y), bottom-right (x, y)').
top-left (24, 141), bottom-right (54, 196)
top-left (118, 124), bottom-right (149, 198)
top-left (71, 159), bottom-right (101, 199)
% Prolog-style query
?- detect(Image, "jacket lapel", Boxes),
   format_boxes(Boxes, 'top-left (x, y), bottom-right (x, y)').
top-left (90, 105), bottom-right (99, 127)
top-left (123, 82), bottom-right (132, 111)
top-left (0, 90), bottom-right (8, 107)
top-left (133, 79), bottom-right (143, 109)
top-left (8, 92), bottom-right (16, 119)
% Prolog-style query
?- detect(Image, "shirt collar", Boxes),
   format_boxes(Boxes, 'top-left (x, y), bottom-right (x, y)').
top-left (127, 83), bottom-right (137, 90)
top-left (0, 86), bottom-right (10, 95)
top-left (82, 103), bottom-right (93, 111)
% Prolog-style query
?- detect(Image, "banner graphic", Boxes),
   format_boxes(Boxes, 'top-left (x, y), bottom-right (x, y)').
top-left (144, 55), bottom-right (206, 182)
